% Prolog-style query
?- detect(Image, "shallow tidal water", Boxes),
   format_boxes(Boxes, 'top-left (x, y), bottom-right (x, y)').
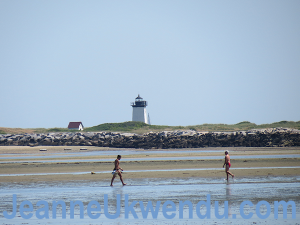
top-left (1, 153), bottom-right (299, 164)
top-left (0, 176), bottom-right (299, 225)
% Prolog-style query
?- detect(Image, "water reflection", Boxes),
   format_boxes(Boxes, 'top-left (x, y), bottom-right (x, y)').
top-left (0, 176), bottom-right (299, 224)
top-left (1, 166), bottom-right (300, 177)
top-left (1, 153), bottom-right (299, 164)
top-left (226, 183), bottom-right (232, 218)
top-left (110, 186), bottom-right (123, 219)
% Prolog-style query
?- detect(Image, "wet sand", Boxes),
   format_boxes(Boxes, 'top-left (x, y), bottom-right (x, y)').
top-left (1, 146), bottom-right (299, 224)
top-left (0, 146), bottom-right (300, 183)
top-left (1, 176), bottom-right (299, 224)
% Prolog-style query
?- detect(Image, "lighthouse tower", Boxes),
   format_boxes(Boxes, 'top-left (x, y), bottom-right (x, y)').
top-left (131, 95), bottom-right (149, 124)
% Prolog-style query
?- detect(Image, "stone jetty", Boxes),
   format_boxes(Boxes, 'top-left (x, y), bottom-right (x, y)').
top-left (0, 128), bottom-right (299, 148)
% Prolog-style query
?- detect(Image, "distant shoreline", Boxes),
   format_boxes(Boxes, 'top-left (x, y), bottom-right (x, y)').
top-left (1, 120), bottom-right (299, 135)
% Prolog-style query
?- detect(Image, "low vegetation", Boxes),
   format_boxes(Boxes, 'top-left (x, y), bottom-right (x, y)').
top-left (0, 120), bottom-right (299, 135)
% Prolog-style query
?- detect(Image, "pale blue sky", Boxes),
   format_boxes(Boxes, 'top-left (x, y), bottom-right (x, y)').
top-left (1, 1), bottom-right (299, 128)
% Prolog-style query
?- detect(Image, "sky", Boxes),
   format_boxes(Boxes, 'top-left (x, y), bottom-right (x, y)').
top-left (0, 0), bottom-right (299, 128)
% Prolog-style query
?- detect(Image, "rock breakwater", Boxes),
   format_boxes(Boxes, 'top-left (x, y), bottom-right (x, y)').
top-left (0, 128), bottom-right (299, 148)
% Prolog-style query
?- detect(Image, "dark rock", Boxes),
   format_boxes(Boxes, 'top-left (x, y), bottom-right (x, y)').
top-left (0, 128), bottom-right (299, 148)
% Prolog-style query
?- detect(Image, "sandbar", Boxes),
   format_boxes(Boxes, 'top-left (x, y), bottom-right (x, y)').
top-left (0, 146), bottom-right (299, 183)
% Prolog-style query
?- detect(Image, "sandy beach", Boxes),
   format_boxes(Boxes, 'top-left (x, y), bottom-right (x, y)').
top-left (1, 146), bottom-right (300, 183)
top-left (1, 146), bottom-right (300, 224)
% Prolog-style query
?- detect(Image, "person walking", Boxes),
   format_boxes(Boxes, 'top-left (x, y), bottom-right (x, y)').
top-left (110, 155), bottom-right (126, 186)
top-left (223, 150), bottom-right (234, 180)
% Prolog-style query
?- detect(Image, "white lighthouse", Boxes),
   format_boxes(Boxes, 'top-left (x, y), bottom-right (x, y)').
top-left (131, 95), bottom-right (149, 124)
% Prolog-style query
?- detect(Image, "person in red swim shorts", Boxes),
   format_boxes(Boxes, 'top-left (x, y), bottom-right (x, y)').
top-left (223, 150), bottom-right (234, 181)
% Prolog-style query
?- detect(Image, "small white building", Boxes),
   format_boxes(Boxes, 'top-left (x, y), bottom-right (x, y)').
top-left (131, 95), bottom-right (149, 124)
top-left (68, 122), bottom-right (84, 130)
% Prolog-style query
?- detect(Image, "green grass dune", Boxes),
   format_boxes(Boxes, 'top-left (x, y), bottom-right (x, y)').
top-left (0, 121), bottom-right (299, 135)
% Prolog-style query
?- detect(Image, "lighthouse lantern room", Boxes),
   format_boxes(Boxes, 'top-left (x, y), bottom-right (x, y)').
top-left (131, 95), bottom-right (149, 124)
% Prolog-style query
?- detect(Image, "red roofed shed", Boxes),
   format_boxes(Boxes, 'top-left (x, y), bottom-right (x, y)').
top-left (68, 122), bottom-right (84, 130)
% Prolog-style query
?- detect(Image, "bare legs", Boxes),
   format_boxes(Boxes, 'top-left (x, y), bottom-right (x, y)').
top-left (110, 176), bottom-right (115, 186)
top-left (110, 171), bottom-right (126, 186)
top-left (225, 165), bottom-right (234, 181)
top-left (119, 175), bottom-right (126, 186)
